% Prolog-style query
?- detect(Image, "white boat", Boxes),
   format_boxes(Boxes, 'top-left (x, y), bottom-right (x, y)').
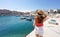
top-left (20, 17), bottom-right (26, 20)
top-left (26, 18), bottom-right (32, 21)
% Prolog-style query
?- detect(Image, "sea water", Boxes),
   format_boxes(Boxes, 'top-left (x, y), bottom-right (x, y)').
top-left (0, 16), bottom-right (34, 37)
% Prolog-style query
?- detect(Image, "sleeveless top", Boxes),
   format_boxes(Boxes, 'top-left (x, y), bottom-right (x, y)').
top-left (35, 16), bottom-right (46, 27)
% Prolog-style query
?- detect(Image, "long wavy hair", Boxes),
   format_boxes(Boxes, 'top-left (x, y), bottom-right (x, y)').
top-left (36, 10), bottom-right (44, 23)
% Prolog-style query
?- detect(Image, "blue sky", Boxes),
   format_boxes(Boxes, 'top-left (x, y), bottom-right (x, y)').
top-left (0, 0), bottom-right (60, 11)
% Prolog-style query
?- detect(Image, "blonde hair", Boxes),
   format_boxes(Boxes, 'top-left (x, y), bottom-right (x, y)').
top-left (35, 10), bottom-right (44, 23)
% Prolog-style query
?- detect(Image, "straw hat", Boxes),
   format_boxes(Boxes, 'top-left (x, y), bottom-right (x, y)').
top-left (35, 10), bottom-right (44, 15)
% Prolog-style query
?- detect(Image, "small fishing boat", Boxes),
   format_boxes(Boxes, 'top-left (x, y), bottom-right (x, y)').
top-left (26, 18), bottom-right (32, 21)
top-left (20, 17), bottom-right (26, 20)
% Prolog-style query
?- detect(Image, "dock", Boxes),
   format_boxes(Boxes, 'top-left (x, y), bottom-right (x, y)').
top-left (26, 16), bottom-right (60, 37)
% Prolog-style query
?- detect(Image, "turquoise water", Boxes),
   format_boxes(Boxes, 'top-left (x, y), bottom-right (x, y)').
top-left (0, 16), bottom-right (34, 37)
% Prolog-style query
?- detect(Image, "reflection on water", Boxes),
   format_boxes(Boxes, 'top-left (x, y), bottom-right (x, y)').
top-left (0, 16), bottom-right (34, 37)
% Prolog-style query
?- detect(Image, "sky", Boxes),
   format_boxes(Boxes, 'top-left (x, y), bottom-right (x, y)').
top-left (0, 0), bottom-right (60, 12)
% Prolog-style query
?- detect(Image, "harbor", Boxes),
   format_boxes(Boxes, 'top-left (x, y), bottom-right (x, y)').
top-left (0, 16), bottom-right (34, 37)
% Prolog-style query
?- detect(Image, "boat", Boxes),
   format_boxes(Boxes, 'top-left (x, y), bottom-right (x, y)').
top-left (26, 18), bottom-right (32, 21)
top-left (20, 17), bottom-right (26, 20)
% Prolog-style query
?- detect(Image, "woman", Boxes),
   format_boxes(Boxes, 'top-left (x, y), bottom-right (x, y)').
top-left (33, 10), bottom-right (47, 37)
